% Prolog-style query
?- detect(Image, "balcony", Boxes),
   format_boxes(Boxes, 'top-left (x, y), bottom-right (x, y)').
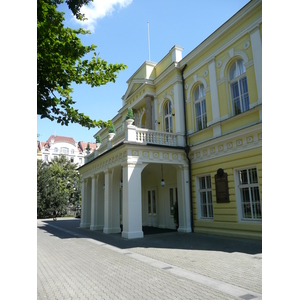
top-left (84, 122), bottom-right (185, 164)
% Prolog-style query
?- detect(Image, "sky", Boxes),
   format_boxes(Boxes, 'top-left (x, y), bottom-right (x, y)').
top-left (36, 0), bottom-right (251, 143)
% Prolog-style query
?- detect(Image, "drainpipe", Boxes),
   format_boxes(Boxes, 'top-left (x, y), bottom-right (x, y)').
top-left (181, 64), bottom-right (194, 233)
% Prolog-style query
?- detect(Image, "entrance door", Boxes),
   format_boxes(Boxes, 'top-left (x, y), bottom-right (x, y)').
top-left (167, 186), bottom-right (178, 229)
top-left (147, 188), bottom-right (157, 226)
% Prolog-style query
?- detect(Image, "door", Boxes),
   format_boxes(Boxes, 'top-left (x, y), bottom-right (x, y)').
top-left (167, 186), bottom-right (178, 229)
top-left (147, 188), bottom-right (157, 226)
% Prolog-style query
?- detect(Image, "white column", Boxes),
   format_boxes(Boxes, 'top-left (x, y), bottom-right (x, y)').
top-left (177, 166), bottom-right (192, 233)
top-left (250, 26), bottom-right (262, 105)
top-left (208, 58), bottom-right (221, 137)
top-left (90, 174), bottom-right (99, 230)
top-left (103, 169), bottom-right (121, 234)
top-left (173, 82), bottom-right (185, 135)
top-left (122, 163), bottom-right (144, 239)
top-left (80, 179), bottom-right (89, 228)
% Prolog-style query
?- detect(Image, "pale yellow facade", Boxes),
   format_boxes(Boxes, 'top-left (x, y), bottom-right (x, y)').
top-left (80, 0), bottom-right (262, 239)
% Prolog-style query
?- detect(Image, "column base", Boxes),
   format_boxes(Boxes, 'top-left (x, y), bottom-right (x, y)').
top-left (90, 225), bottom-right (104, 231)
top-left (122, 231), bottom-right (144, 239)
top-left (103, 227), bottom-right (121, 234)
top-left (178, 226), bottom-right (192, 233)
top-left (80, 222), bottom-right (90, 228)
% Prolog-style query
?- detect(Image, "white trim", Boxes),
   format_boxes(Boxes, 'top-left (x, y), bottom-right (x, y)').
top-left (233, 165), bottom-right (262, 223)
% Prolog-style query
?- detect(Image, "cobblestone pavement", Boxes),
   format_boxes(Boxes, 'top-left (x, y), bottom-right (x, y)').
top-left (37, 218), bottom-right (262, 300)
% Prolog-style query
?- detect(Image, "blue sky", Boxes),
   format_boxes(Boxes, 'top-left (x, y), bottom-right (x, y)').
top-left (37, 0), bottom-right (250, 143)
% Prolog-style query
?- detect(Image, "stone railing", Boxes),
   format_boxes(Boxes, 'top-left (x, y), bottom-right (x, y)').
top-left (84, 122), bottom-right (184, 164)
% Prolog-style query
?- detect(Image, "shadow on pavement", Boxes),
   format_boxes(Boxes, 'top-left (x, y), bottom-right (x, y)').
top-left (38, 218), bottom-right (262, 255)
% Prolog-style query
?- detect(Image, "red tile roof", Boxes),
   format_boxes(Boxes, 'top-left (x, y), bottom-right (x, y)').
top-left (45, 135), bottom-right (76, 146)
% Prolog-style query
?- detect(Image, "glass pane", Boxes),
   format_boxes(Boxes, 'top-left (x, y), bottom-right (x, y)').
top-left (239, 170), bottom-right (248, 185)
top-left (249, 168), bottom-right (258, 184)
top-left (200, 192), bottom-right (207, 217)
top-left (200, 177), bottom-right (206, 189)
top-left (237, 59), bottom-right (246, 76)
top-left (169, 116), bottom-right (173, 133)
top-left (206, 176), bottom-right (211, 189)
top-left (165, 117), bottom-right (169, 132)
top-left (148, 191), bottom-right (151, 214)
top-left (251, 187), bottom-right (261, 219)
top-left (207, 191), bottom-right (213, 217)
top-left (152, 190), bottom-right (156, 214)
top-left (200, 84), bottom-right (205, 98)
top-left (229, 62), bottom-right (237, 80)
top-left (241, 188), bottom-right (252, 218)
top-left (169, 188), bottom-right (174, 215)
top-left (194, 86), bottom-right (200, 100)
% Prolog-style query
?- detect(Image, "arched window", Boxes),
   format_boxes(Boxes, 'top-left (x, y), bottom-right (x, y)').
top-left (194, 84), bottom-right (207, 131)
top-left (229, 59), bottom-right (249, 115)
top-left (164, 100), bottom-right (173, 133)
top-left (54, 147), bottom-right (58, 153)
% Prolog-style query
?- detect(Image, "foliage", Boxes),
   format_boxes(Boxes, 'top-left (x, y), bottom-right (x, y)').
top-left (125, 107), bottom-right (134, 120)
top-left (86, 142), bottom-right (91, 151)
top-left (37, 156), bottom-right (81, 218)
top-left (108, 124), bottom-right (115, 133)
top-left (96, 135), bottom-right (101, 143)
top-left (37, 0), bottom-right (127, 129)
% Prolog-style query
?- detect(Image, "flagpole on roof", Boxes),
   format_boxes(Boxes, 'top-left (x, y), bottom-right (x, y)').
top-left (147, 22), bottom-right (150, 61)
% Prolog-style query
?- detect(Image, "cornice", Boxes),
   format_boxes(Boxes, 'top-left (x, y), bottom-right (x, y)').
top-left (190, 123), bottom-right (262, 164)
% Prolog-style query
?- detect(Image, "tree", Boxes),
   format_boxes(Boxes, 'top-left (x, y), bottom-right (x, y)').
top-left (37, 156), bottom-right (81, 218)
top-left (37, 0), bottom-right (127, 129)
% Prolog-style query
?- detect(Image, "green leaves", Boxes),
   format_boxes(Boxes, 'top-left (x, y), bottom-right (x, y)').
top-left (37, 0), bottom-right (127, 129)
top-left (37, 156), bottom-right (81, 218)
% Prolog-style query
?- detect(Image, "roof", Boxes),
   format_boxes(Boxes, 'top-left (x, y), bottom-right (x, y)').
top-left (45, 135), bottom-right (76, 146)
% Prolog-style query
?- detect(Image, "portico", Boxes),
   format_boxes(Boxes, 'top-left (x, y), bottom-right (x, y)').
top-left (78, 124), bottom-right (192, 239)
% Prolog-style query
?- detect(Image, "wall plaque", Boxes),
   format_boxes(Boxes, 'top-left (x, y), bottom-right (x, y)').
top-left (215, 168), bottom-right (230, 203)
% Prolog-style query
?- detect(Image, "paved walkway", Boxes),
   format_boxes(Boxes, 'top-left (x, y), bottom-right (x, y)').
top-left (37, 218), bottom-right (262, 300)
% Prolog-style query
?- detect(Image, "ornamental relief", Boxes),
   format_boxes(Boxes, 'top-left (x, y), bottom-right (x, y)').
top-left (191, 132), bottom-right (262, 163)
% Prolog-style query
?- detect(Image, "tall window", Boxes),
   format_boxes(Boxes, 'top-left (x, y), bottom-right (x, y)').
top-left (229, 59), bottom-right (249, 115)
top-left (194, 84), bottom-right (207, 131)
top-left (237, 167), bottom-right (262, 220)
top-left (54, 147), bottom-right (58, 153)
top-left (164, 100), bottom-right (173, 133)
top-left (198, 175), bottom-right (213, 218)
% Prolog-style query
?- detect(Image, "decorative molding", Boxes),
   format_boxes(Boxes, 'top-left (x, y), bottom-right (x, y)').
top-left (204, 69), bottom-right (209, 77)
top-left (190, 124), bottom-right (262, 164)
top-left (243, 40), bottom-right (250, 49)
top-left (217, 60), bottom-right (222, 68)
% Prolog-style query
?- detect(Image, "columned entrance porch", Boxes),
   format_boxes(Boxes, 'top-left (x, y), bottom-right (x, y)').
top-left (79, 144), bottom-right (192, 238)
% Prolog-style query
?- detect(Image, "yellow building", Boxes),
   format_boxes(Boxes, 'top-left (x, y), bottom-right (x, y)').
top-left (79, 0), bottom-right (262, 239)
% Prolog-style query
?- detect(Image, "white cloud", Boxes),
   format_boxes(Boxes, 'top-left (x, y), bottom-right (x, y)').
top-left (75, 0), bottom-right (133, 33)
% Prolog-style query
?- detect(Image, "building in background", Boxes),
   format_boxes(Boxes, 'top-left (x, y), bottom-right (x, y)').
top-left (37, 135), bottom-right (97, 167)
top-left (78, 0), bottom-right (262, 239)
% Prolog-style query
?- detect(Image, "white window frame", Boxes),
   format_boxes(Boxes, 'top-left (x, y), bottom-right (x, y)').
top-left (164, 100), bottom-right (173, 133)
top-left (196, 174), bottom-right (214, 220)
top-left (194, 84), bottom-right (207, 131)
top-left (229, 59), bottom-right (249, 116)
top-left (234, 166), bottom-right (262, 222)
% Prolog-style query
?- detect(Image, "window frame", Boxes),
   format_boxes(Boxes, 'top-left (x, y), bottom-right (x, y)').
top-left (234, 166), bottom-right (262, 222)
top-left (164, 100), bottom-right (173, 133)
top-left (196, 174), bottom-right (214, 220)
top-left (194, 84), bottom-right (207, 131)
top-left (229, 59), bottom-right (249, 116)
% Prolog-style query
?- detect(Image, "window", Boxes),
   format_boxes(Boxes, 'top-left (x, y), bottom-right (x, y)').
top-left (79, 158), bottom-right (82, 165)
top-left (237, 167), bottom-right (262, 220)
top-left (54, 147), bottom-right (58, 153)
top-left (198, 176), bottom-right (213, 218)
top-left (44, 155), bottom-right (48, 162)
top-left (164, 100), bottom-right (173, 133)
top-left (71, 149), bottom-right (74, 154)
top-left (229, 59), bottom-right (249, 115)
top-left (60, 147), bottom-right (69, 154)
top-left (194, 84), bottom-right (207, 131)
